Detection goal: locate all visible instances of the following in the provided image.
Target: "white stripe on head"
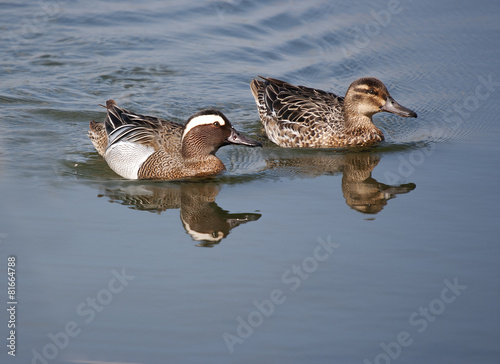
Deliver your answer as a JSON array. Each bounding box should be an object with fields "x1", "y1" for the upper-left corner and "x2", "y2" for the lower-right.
[
  {"x1": 182, "y1": 114, "x2": 226, "y2": 140},
  {"x1": 182, "y1": 219, "x2": 224, "y2": 242}
]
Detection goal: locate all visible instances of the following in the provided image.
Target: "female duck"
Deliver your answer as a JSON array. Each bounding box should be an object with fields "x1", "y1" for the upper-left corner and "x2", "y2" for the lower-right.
[
  {"x1": 88, "y1": 100, "x2": 261, "y2": 180},
  {"x1": 250, "y1": 76, "x2": 417, "y2": 148}
]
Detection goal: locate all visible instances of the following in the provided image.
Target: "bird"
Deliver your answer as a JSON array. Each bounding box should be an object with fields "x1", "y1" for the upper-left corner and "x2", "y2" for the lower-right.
[
  {"x1": 88, "y1": 100, "x2": 261, "y2": 180},
  {"x1": 250, "y1": 76, "x2": 417, "y2": 148}
]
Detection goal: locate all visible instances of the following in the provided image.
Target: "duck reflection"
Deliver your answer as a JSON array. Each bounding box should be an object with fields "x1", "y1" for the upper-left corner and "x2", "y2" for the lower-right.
[
  {"x1": 262, "y1": 151, "x2": 415, "y2": 214},
  {"x1": 97, "y1": 182, "x2": 261, "y2": 246},
  {"x1": 340, "y1": 153, "x2": 415, "y2": 214}
]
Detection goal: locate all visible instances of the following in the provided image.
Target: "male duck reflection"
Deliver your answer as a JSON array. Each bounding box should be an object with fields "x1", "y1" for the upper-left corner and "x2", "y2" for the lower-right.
[
  {"x1": 250, "y1": 77, "x2": 417, "y2": 148},
  {"x1": 88, "y1": 100, "x2": 261, "y2": 180},
  {"x1": 97, "y1": 183, "x2": 261, "y2": 247}
]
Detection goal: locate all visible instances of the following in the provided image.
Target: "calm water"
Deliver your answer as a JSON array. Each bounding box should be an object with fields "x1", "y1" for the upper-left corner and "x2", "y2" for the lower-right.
[{"x1": 1, "y1": 0, "x2": 499, "y2": 363}]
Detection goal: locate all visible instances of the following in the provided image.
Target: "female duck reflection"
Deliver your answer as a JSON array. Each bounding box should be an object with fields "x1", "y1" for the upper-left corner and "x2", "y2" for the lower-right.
[
  {"x1": 224, "y1": 150, "x2": 415, "y2": 214},
  {"x1": 97, "y1": 183, "x2": 260, "y2": 247}
]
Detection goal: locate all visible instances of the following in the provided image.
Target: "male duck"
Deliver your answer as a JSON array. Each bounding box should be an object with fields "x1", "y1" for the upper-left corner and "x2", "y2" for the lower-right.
[
  {"x1": 88, "y1": 100, "x2": 261, "y2": 180},
  {"x1": 250, "y1": 76, "x2": 417, "y2": 148}
]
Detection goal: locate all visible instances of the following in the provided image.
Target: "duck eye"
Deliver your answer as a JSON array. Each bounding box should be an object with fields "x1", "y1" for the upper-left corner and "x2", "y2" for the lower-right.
[
  {"x1": 367, "y1": 89, "x2": 375, "y2": 95},
  {"x1": 213, "y1": 121, "x2": 220, "y2": 127}
]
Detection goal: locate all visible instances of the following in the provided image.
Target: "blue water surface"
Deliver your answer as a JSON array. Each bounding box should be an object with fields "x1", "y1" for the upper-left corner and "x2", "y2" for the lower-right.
[{"x1": 0, "y1": 0, "x2": 499, "y2": 363}]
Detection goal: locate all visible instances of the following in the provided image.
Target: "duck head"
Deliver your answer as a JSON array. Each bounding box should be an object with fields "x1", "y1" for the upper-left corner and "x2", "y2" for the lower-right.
[
  {"x1": 181, "y1": 109, "x2": 262, "y2": 158},
  {"x1": 344, "y1": 77, "x2": 417, "y2": 121}
]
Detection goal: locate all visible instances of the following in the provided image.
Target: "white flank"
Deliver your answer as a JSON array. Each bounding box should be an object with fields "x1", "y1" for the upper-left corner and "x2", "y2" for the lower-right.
[
  {"x1": 182, "y1": 114, "x2": 226, "y2": 140},
  {"x1": 104, "y1": 141, "x2": 155, "y2": 179}
]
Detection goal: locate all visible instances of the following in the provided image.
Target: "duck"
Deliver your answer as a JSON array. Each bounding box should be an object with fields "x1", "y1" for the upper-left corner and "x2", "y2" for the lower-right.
[
  {"x1": 250, "y1": 76, "x2": 417, "y2": 148},
  {"x1": 88, "y1": 100, "x2": 262, "y2": 180}
]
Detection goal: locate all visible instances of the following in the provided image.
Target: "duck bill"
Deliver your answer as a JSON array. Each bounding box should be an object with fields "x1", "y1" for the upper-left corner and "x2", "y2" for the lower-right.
[
  {"x1": 381, "y1": 96, "x2": 418, "y2": 118},
  {"x1": 226, "y1": 128, "x2": 262, "y2": 147}
]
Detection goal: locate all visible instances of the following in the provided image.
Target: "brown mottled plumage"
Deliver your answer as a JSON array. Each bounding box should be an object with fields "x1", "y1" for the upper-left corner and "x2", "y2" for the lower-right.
[
  {"x1": 250, "y1": 76, "x2": 417, "y2": 148},
  {"x1": 88, "y1": 100, "x2": 261, "y2": 180},
  {"x1": 95, "y1": 183, "x2": 261, "y2": 246}
]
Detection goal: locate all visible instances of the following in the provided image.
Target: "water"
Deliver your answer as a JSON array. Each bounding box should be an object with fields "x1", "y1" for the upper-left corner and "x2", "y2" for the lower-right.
[{"x1": 1, "y1": 0, "x2": 499, "y2": 363}]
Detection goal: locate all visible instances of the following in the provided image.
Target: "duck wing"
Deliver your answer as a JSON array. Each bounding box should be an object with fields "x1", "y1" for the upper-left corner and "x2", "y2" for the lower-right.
[
  {"x1": 104, "y1": 100, "x2": 183, "y2": 152},
  {"x1": 251, "y1": 77, "x2": 344, "y2": 129}
]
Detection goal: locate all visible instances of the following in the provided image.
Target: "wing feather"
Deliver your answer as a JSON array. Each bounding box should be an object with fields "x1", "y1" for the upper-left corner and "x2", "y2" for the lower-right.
[
  {"x1": 254, "y1": 77, "x2": 344, "y2": 130},
  {"x1": 104, "y1": 100, "x2": 183, "y2": 151}
]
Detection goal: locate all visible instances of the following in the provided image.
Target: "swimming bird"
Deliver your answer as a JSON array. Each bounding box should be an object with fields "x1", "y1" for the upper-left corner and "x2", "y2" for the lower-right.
[
  {"x1": 250, "y1": 76, "x2": 417, "y2": 148},
  {"x1": 88, "y1": 100, "x2": 261, "y2": 180}
]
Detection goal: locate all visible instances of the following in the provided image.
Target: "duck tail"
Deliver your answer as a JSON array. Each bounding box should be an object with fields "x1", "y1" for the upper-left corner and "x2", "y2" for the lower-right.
[
  {"x1": 88, "y1": 120, "x2": 107, "y2": 157},
  {"x1": 250, "y1": 78, "x2": 263, "y2": 99}
]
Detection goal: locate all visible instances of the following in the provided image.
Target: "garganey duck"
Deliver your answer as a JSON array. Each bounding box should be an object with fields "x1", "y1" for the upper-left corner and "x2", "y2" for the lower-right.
[
  {"x1": 250, "y1": 76, "x2": 417, "y2": 148},
  {"x1": 88, "y1": 100, "x2": 261, "y2": 180}
]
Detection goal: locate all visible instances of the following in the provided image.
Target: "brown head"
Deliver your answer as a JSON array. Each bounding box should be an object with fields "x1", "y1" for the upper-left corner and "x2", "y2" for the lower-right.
[
  {"x1": 181, "y1": 109, "x2": 262, "y2": 159},
  {"x1": 343, "y1": 77, "x2": 417, "y2": 128}
]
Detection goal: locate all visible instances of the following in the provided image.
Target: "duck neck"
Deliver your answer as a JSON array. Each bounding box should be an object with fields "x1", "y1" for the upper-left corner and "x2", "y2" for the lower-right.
[
  {"x1": 342, "y1": 103, "x2": 381, "y2": 135},
  {"x1": 181, "y1": 137, "x2": 217, "y2": 160},
  {"x1": 181, "y1": 143, "x2": 197, "y2": 160}
]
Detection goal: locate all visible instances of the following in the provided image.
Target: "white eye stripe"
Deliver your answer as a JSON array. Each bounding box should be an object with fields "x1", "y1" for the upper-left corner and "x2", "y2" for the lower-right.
[{"x1": 182, "y1": 115, "x2": 226, "y2": 139}]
